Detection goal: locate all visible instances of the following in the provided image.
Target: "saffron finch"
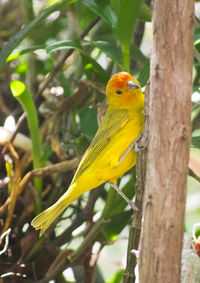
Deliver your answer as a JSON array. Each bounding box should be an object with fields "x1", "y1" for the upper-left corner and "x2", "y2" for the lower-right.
[{"x1": 31, "y1": 72, "x2": 144, "y2": 236}]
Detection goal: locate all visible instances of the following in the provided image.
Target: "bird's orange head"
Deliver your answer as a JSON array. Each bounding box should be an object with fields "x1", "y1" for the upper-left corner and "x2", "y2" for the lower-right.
[{"x1": 106, "y1": 72, "x2": 144, "y2": 110}]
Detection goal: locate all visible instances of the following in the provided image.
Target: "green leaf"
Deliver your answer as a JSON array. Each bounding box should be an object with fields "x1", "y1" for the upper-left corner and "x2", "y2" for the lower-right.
[
  {"x1": 192, "y1": 107, "x2": 200, "y2": 122},
  {"x1": 10, "y1": 80, "x2": 26, "y2": 97},
  {"x1": 79, "y1": 108, "x2": 98, "y2": 140},
  {"x1": 81, "y1": 51, "x2": 109, "y2": 82},
  {"x1": 46, "y1": 38, "x2": 109, "y2": 82},
  {"x1": 46, "y1": 39, "x2": 82, "y2": 53},
  {"x1": 110, "y1": 0, "x2": 121, "y2": 15},
  {"x1": 107, "y1": 269, "x2": 124, "y2": 283},
  {"x1": 104, "y1": 210, "x2": 132, "y2": 240},
  {"x1": 41, "y1": 145, "x2": 53, "y2": 167},
  {"x1": 10, "y1": 80, "x2": 42, "y2": 206},
  {"x1": 138, "y1": 60, "x2": 150, "y2": 87},
  {"x1": 131, "y1": 44, "x2": 148, "y2": 64},
  {"x1": 90, "y1": 40, "x2": 122, "y2": 66},
  {"x1": 80, "y1": 0, "x2": 117, "y2": 28},
  {"x1": 6, "y1": 44, "x2": 46, "y2": 62},
  {"x1": 117, "y1": 0, "x2": 142, "y2": 70},
  {"x1": 194, "y1": 27, "x2": 200, "y2": 46},
  {"x1": 112, "y1": 1, "x2": 151, "y2": 22},
  {"x1": 139, "y1": 3, "x2": 152, "y2": 22},
  {"x1": 0, "y1": 0, "x2": 76, "y2": 69},
  {"x1": 191, "y1": 136, "x2": 200, "y2": 149},
  {"x1": 47, "y1": 38, "x2": 123, "y2": 66},
  {"x1": 15, "y1": 61, "x2": 28, "y2": 75}
]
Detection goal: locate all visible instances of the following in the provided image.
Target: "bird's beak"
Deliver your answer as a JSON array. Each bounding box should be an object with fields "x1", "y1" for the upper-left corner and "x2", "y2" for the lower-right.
[{"x1": 127, "y1": 81, "x2": 139, "y2": 89}]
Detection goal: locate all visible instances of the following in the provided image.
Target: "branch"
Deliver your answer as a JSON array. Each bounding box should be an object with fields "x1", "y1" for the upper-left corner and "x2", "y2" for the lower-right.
[{"x1": 19, "y1": 158, "x2": 79, "y2": 194}]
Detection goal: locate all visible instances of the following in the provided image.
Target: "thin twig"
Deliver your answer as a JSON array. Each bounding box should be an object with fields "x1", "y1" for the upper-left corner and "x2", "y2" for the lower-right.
[
  {"x1": 35, "y1": 16, "x2": 101, "y2": 100},
  {"x1": 2, "y1": 143, "x2": 21, "y2": 233},
  {"x1": 0, "y1": 158, "x2": 79, "y2": 215},
  {"x1": 189, "y1": 169, "x2": 200, "y2": 183}
]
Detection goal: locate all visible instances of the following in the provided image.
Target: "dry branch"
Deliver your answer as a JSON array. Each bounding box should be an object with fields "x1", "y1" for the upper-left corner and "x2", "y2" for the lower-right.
[{"x1": 19, "y1": 158, "x2": 79, "y2": 194}]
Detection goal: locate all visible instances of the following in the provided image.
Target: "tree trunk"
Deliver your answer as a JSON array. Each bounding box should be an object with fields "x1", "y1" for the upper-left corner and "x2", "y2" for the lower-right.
[{"x1": 138, "y1": 1, "x2": 194, "y2": 283}]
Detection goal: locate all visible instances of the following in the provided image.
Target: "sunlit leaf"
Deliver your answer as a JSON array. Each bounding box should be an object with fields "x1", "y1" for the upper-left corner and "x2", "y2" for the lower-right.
[
  {"x1": 15, "y1": 62, "x2": 28, "y2": 75},
  {"x1": 10, "y1": 80, "x2": 26, "y2": 97},
  {"x1": 194, "y1": 27, "x2": 200, "y2": 46},
  {"x1": 10, "y1": 80, "x2": 42, "y2": 204},
  {"x1": 6, "y1": 45, "x2": 46, "y2": 62},
  {"x1": 107, "y1": 269, "x2": 124, "y2": 283}
]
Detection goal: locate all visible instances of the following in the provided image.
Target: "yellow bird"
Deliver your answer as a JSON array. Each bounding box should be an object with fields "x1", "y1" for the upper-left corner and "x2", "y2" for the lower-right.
[{"x1": 31, "y1": 72, "x2": 144, "y2": 236}]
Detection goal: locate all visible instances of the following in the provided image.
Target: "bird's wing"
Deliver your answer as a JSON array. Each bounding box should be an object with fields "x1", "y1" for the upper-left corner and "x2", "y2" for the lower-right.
[{"x1": 73, "y1": 108, "x2": 129, "y2": 181}]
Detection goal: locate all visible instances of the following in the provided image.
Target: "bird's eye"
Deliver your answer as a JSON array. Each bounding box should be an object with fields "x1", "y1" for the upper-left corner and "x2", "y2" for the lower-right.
[{"x1": 116, "y1": 90, "x2": 123, "y2": 95}]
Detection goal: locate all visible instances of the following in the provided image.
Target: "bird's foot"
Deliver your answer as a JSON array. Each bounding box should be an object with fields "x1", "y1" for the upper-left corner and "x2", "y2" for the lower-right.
[{"x1": 109, "y1": 181, "x2": 139, "y2": 211}]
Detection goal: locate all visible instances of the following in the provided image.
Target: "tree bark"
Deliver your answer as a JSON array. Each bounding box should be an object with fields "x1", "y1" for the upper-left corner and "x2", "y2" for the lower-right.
[{"x1": 138, "y1": 1, "x2": 194, "y2": 283}]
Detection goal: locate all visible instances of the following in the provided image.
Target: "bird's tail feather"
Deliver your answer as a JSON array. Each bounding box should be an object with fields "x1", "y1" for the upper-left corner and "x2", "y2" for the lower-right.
[
  {"x1": 31, "y1": 201, "x2": 68, "y2": 237},
  {"x1": 31, "y1": 186, "x2": 76, "y2": 237}
]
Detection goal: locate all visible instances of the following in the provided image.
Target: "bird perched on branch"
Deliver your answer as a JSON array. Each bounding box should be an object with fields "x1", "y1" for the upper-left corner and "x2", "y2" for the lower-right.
[{"x1": 31, "y1": 72, "x2": 144, "y2": 237}]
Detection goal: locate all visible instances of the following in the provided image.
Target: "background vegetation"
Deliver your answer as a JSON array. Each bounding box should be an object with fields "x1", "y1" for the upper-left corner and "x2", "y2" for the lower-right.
[{"x1": 0, "y1": 0, "x2": 199, "y2": 282}]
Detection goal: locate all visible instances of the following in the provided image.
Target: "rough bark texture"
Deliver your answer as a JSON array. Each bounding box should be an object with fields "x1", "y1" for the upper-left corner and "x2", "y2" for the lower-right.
[{"x1": 138, "y1": 1, "x2": 194, "y2": 283}]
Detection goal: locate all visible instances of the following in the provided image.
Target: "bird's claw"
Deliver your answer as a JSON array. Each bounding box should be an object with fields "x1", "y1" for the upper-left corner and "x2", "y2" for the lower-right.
[
  {"x1": 134, "y1": 143, "x2": 145, "y2": 153},
  {"x1": 133, "y1": 132, "x2": 145, "y2": 153}
]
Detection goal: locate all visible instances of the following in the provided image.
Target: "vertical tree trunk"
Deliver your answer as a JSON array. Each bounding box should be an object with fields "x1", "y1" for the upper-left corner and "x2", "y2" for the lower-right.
[{"x1": 139, "y1": 1, "x2": 194, "y2": 283}]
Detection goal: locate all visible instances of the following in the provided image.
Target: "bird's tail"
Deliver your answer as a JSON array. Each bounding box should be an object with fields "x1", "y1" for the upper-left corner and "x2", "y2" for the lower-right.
[{"x1": 31, "y1": 184, "x2": 76, "y2": 237}]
